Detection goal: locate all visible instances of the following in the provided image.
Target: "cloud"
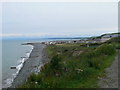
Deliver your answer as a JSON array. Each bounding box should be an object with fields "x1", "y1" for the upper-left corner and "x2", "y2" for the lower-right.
[
  {"x1": 0, "y1": 33, "x2": 75, "y2": 38},
  {"x1": 1, "y1": 27, "x2": 118, "y2": 38},
  {"x1": 0, "y1": 33, "x2": 49, "y2": 37}
]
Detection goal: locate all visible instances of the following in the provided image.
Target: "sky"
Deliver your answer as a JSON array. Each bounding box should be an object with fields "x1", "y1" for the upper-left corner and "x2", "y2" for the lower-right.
[{"x1": 1, "y1": 2, "x2": 118, "y2": 38}]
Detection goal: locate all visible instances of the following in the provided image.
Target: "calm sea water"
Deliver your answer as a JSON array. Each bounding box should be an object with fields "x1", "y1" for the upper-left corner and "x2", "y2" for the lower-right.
[
  {"x1": 0, "y1": 40, "x2": 2, "y2": 89},
  {"x1": 1, "y1": 38, "x2": 78, "y2": 88},
  {"x1": 2, "y1": 39, "x2": 33, "y2": 88}
]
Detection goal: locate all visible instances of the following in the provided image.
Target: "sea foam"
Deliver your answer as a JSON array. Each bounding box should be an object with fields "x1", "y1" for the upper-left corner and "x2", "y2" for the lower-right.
[{"x1": 3, "y1": 45, "x2": 34, "y2": 88}]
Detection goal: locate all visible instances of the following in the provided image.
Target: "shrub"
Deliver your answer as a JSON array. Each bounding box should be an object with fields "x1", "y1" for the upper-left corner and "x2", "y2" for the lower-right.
[
  {"x1": 80, "y1": 44, "x2": 116, "y2": 69},
  {"x1": 27, "y1": 73, "x2": 37, "y2": 82},
  {"x1": 50, "y1": 55, "x2": 62, "y2": 70},
  {"x1": 85, "y1": 51, "x2": 97, "y2": 59},
  {"x1": 87, "y1": 58, "x2": 103, "y2": 69},
  {"x1": 95, "y1": 44, "x2": 115, "y2": 55},
  {"x1": 36, "y1": 74, "x2": 43, "y2": 84}
]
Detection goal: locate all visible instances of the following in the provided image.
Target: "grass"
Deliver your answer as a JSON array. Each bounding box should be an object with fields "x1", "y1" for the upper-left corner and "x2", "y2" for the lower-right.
[{"x1": 19, "y1": 42, "x2": 118, "y2": 88}]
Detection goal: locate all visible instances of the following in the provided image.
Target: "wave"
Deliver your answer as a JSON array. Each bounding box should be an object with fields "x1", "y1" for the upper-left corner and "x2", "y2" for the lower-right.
[{"x1": 3, "y1": 45, "x2": 34, "y2": 88}]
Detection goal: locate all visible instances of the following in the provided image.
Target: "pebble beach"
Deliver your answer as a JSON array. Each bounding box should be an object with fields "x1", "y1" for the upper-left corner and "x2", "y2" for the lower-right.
[{"x1": 9, "y1": 43, "x2": 48, "y2": 88}]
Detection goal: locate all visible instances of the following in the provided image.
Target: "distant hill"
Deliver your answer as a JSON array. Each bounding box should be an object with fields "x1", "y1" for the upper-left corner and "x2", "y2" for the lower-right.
[
  {"x1": 106, "y1": 36, "x2": 120, "y2": 43},
  {"x1": 90, "y1": 32, "x2": 120, "y2": 40}
]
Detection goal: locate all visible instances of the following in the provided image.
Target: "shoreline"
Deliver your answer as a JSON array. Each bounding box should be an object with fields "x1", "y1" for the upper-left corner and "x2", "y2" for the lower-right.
[
  {"x1": 2, "y1": 45, "x2": 33, "y2": 88},
  {"x1": 9, "y1": 43, "x2": 48, "y2": 88}
]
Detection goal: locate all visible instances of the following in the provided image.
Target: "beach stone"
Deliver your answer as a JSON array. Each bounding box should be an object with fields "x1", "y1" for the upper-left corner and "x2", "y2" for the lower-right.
[{"x1": 10, "y1": 43, "x2": 48, "y2": 88}]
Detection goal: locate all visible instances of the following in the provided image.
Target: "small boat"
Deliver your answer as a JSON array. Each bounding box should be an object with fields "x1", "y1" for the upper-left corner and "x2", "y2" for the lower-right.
[
  {"x1": 26, "y1": 51, "x2": 30, "y2": 53},
  {"x1": 10, "y1": 66, "x2": 16, "y2": 69},
  {"x1": 21, "y1": 43, "x2": 28, "y2": 45},
  {"x1": 21, "y1": 57, "x2": 28, "y2": 58}
]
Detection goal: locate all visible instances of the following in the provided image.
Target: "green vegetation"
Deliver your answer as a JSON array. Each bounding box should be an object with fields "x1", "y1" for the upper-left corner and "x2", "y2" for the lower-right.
[
  {"x1": 106, "y1": 36, "x2": 120, "y2": 43},
  {"x1": 90, "y1": 32, "x2": 120, "y2": 39},
  {"x1": 19, "y1": 38, "x2": 119, "y2": 88},
  {"x1": 105, "y1": 36, "x2": 120, "y2": 49}
]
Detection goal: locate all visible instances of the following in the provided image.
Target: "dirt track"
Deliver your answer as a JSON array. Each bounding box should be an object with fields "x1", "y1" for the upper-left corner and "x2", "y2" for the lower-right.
[{"x1": 98, "y1": 50, "x2": 119, "y2": 88}]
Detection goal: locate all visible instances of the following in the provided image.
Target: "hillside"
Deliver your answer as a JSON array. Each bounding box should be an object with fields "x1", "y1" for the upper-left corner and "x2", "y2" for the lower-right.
[{"x1": 19, "y1": 38, "x2": 119, "y2": 88}]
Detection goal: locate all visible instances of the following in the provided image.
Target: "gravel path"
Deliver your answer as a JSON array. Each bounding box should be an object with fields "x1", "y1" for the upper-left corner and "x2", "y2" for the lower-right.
[
  {"x1": 98, "y1": 50, "x2": 119, "y2": 88},
  {"x1": 9, "y1": 43, "x2": 48, "y2": 88}
]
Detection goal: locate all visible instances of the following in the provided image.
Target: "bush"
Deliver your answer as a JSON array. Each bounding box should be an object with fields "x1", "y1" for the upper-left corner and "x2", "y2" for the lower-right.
[
  {"x1": 87, "y1": 58, "x2": 104, "y2": 69},
  {"x1": 95, "y1": 44, "x2": 115, "y2": 55},
  {"x1": 50, "y1": 55, "x2": 62, "y2": 70},
  {"x1": 27, "y1": 73, "x2": 37, "y2": 82},
  {"x1": 80, "y1": 44, "x2": 116, "y2": 69}
]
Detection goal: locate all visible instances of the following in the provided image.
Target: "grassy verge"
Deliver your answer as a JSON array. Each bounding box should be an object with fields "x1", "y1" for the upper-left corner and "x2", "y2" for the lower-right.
[{"x1": 19, "y1": 43, "x2": 117, "y2": 88}]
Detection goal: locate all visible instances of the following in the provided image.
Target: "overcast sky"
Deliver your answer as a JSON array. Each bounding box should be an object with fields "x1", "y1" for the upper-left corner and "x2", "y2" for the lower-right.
[{"x1": 1, "y1": 2, "x2": 118, "y2": 38}]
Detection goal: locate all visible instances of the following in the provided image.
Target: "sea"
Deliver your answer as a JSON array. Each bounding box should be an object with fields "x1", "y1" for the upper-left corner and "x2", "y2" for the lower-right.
[{"x1": 1, "y1": 38, "x2": 79, "y2": 88}]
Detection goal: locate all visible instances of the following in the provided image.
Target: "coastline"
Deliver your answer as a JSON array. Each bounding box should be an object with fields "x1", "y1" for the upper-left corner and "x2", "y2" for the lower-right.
[
  {"x1": 4, "y1": 34, "x2": 119, "y2": 88},
  {"x1": 9, "y1": 43, "x2": 48, "y2": 88}
]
